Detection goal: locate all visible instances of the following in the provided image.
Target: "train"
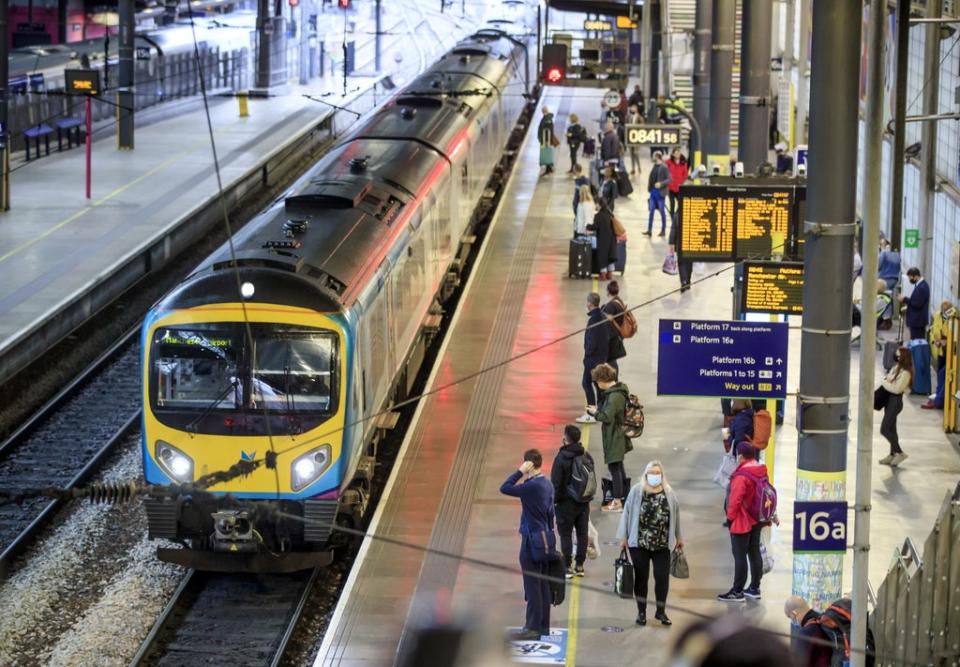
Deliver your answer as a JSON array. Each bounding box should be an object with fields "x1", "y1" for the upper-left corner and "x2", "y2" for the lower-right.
[{"x1": 139, "y1": 18, "x2": 533, "y2": 572}]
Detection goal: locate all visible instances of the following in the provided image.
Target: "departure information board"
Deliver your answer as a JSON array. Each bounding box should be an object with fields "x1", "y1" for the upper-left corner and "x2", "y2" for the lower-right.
[
  {"x1": 741, "y1": 261, "x2": 804, "y2": 315},
  {"x1": 678, "y1": 184, "x2": 799, "y2": 262}
]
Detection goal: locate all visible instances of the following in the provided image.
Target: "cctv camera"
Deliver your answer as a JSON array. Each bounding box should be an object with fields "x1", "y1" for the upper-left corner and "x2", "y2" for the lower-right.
[
  {"x1": 712, "y1": 164, "x2": 721, "y2": 176},
  {"x1": 797, "y1": 163, "x2": 807, "y2": 177},
  {"x1": 734, "y1": 161, "x2": 745, "y2": 178}
]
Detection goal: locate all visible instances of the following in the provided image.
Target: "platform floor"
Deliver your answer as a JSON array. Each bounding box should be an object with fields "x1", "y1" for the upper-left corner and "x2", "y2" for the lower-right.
[
  {"x1": 0, "y1": 0, "x2": 474, "y2": 375},
  {"x1": 315, "y1": 86, "x2": 960, "y2": 666}
]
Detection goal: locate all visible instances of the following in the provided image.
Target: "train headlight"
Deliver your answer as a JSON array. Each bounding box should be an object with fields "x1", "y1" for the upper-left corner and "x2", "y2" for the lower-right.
[
  {"x1": 291, "y1": 444, "x2": 332, "y2": 491},
  {"x1": 156, "y1": 440, "x2": 195, "y2": 483}
]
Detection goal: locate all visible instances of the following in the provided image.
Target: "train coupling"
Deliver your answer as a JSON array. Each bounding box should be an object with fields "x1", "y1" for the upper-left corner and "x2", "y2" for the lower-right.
[{"x1": 211, "y1": 510, "x2": 257, "y2": 553}]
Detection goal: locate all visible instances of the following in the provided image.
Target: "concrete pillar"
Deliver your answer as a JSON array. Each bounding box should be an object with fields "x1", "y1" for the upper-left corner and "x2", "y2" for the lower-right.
[
  {"x1": 693, "y1": 0, "x2": 712, "y2": 167},
  {"x1": 795, "y1": 0, "x2": 810, "y2": 144},
  {"x1": 889, "y1": 0, "x2": 910, "y2": 251},
  {"x1": 738, "y1": 0, "x2": 773, "y2": 172},
  {"x1": 706, "y1": 0, "x2": 735, "y2": 171},
  {"x1": 117, "y1": 0, "x2": 134, "y2": 149},
  {"x1": 917, "y1": 0, "x2": 940, "y2": 277}
]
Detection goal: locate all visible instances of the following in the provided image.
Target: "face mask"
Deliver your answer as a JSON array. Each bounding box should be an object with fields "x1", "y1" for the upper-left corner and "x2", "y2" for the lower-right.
[{"x1": 647, "y1": 473, "x2": 662, "y2": 487}]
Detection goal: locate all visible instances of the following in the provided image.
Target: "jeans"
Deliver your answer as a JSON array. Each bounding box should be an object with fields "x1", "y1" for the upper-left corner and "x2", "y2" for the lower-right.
[
  {"x1": 629, "y1": 547, "x2": 670, "y2": 613},
  {"x1": 569, "y1": 145, "x2": 579, "y2": 170},
  {"x1": 881, "y1": 393, "x2": 904, "y2": 454},
  {"x1": 629, "y1": 148, "x2": 640, "y2": 174},
  {"x1": 557, "y1": 499, "x2": 590, "y2": 567},
  {"x1": 731, "y1": 524, "x2": 763, "y2": 593},
  {"x1": 608, "y1": 461, "x2": 627, "y2": 500},
  {"x1": 935, "y1": 355, "x2": 946, "y2": 408},
  {"x1": 582, "y1": 362, "x2": 599, "y2": 407},
  {"x1": 678, "y1": 258, "x2": 692, "y2": 287},
  {"x1": 647, "y1": 189, "x2": 668, "y2": 233},
  {"x1": 667, "y1": 190, "x2": 680, "y2": 216},
  {"x1": 519, "y1": 537, "x2": 551, "y2": 635}
]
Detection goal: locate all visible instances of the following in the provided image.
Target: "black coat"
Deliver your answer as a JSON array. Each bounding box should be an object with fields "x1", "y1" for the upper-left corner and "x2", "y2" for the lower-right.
[
  {"x1": 602, "y1": 298, "x2": 627, "y2": 360},
  {"x1": 550, "y1": 442, "x2": 593, "y2": 503},
  {"x1": 538, "y1": 114, "x2": 555, "y2": 145},
  {"x1": 590, "y1": 208, "x2": 617, "y2": 269},
  {"x1": 583, "y1": 307, "x2": 610, "y2": 368},
  {"x1": 600, "y1": 178, "x2": 618, "y2": 211}
]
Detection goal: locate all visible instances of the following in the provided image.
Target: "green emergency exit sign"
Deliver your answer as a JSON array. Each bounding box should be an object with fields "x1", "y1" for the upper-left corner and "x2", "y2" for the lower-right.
[{"x1": 904, "y1": 229, "x2": 920, "y2": 248}]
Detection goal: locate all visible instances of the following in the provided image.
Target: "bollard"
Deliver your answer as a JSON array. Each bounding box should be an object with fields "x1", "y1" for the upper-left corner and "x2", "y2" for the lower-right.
[{"x1": 238, "y1": 91, "x2": 249, "y2": 118}]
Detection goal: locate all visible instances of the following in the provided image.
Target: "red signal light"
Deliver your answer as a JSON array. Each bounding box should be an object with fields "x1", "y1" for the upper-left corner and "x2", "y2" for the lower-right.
[
  {"x1": 338, "y1": 0, "x2": 350, "y2": 7},
  {"x1": 546, "y1": 66, "x2": 564, "y2": 84}
]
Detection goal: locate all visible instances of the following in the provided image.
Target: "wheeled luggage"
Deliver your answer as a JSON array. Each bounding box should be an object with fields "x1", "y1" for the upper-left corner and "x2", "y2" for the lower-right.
[
  {"x1": 569, "y1": 237, "x2": 592, "y2": 279},
  {"x1": 615, "y1": 240, "x2": 626, "y2": 274},
  {"x1": 583, "y1": 137, "x2": 596, "y2": 156},
  {"x1": 616, "y1": 169, "x2": 634, "y2": 197},
  {"x1": 539, "y1": 144, "x2": 555, "y2": 167}
]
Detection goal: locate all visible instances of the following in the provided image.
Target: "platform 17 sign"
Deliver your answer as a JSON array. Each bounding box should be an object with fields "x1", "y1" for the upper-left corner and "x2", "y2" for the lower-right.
[
  {"x1": 793, "y1": 501, "x2": 847, "y2": 553},
  {"x1": 656, "y1": 319, "x2": 789, "y2": 399}
]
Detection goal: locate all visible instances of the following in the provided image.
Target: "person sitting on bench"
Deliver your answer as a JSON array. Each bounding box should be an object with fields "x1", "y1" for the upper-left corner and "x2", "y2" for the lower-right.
[{"x1": 853, "y1": 279, "x2": 893, "y2": 330}]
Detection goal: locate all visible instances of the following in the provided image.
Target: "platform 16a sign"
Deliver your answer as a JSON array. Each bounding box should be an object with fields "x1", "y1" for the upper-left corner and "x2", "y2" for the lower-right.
[{"x1": 793, "y1": 501, "x2": 847, "y2": 553}]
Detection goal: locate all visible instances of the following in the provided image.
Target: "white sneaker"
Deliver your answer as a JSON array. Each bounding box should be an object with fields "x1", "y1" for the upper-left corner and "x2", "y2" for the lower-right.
[
  {"x1": 576, "y1": 413, "x2": 597, "y2": 424},
  {"x1": 890, "y1": 452, "x2": 908, "y2": 467},
  {"x1": 878, "y1": 454, "x2": 894, "y2": 465}
]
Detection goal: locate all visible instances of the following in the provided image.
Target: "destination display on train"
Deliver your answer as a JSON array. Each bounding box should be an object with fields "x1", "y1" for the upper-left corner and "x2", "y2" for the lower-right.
[
  {"x1": 678, "y1": 185, "x2": 797, "y2": 262},
  {"x1": 741, "y1": 261, "x2": 804, "y2": 315}
]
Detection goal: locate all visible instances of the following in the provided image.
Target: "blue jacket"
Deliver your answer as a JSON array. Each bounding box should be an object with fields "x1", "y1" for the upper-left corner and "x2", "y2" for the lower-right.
[
  {"x1": 878, "y1": 250, "x2": 901, "y2": 281},
  {"x1": 905, "y1": 279, "x2": 930, "y2": 329},
  {"x1": 500, "y1": 471, "x2": 555, "y2": 535},
  {"x1": 726, "y1": 408, "x2": 754, "y2": 450},
  {"x1": 583, "y1": 307, "x2": 610, "y2": 367}
]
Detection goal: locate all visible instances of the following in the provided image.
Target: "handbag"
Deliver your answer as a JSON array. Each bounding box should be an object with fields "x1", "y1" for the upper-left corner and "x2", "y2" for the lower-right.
[
  {"x1": 713, "y1": 453, "x2": 738, "y2": 489},
  {"x1": 662, "y1": 252, "x2": 678, "y2": 276},
  {"x1": 670, "y1": 547, "x2": 690, "y2": 579},
  {"x1": 527, "y1": 529, "x2": 560, "y2": 564},
  {"x1": 614, "y1": 548, "x2": 635, "y2": 598},
  {"x1": 612, "y1": 215, "x2": 627, "y2": 237},
  {"x1": 760, "y1": 541, "x2": 775, "y2": 574},
  {"x1": 550, "y1": 134, "x2": 560, "y2": 148},
  {"x1": 873, "y1": 385, "x2": 891, "y2": 411}
]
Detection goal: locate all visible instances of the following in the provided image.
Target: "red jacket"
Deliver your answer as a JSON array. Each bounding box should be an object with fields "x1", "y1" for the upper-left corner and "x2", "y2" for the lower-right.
[
  {"x1": 726, "y1": 461, "x2": 768, "y2": 534},
  {"x1": 665, "y1": 158, "x2": 689, "y2": 193}
]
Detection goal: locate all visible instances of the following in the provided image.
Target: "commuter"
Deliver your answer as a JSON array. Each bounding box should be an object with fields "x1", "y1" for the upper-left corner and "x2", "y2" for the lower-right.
[
  {"x1": 668, "y1": 221, "x2": 693, "y2": 292},
  {"x1": 538, "y1": 106, "x2": 558, "y2": 175},
  {"x1": 624, "y1": 104, "x2": 643, "y2": 176},
  {"x1": 898, "y1": 267, "x2": 930, "y2": 341},
  {"x1": 617, "y1": 460, "x2": 683, "y2": 626},
  {"x1": 574, "y1": 184, "x2": 594, "y2": 237},
  {"x1": 877, "y1": 347, "x2": 912, "y2": 467},
  {"x1": 643, "y1": 151, "x2": 671, "y2": 237},
  {"x1": 565, "y1": 113, "x2": 587, "y2": 173},
  {"x1": 616, "y1": 88, "x2": 629, "y2": 121},
  {"x1": 571, "y1": 163, "x2": 590, "y2": 214},
  {"x1": 588, "y1": 363, "x2": 631, "y2": 512},
  {"x1": 588, "y1": 198, "x2": 619, "y2": 281},
  {"x1": 852, "y1": 280, "x2": 893, "y2": 330},
  {"x1": 602, "y1": 280, "x2": 627, "y2": 373},
  {"x1": 723, "y1": 399, "x2": 754, "y2": 453},
  {"x1": 628, "y1": 84, "x2": 645, "y2": 115},
  {"x1": 500, "y1": 449, "x2": 556, "y2": 641},
  {"x1": 550, "y1": 425, "x2": 594, "y2": 578},
  {"x1": 784, "y1": 596, "x2": 833, "y2": 667},
  {"x1": 718, "y1": 442, "x2": 768, "y2": 603},
  {"x1": 774, "y1": 143, "x2": 794, "y2": 175},
  {"x1": 669, "y1": 616, "x2": 795, "y2": 667},
  {"x1": 577, "y1": 293, "x2": 609, "y2": 424},
  {"x1": 599, "y1": 165, "x2": 619, "y2": 212},
  {"x1": 600, "y1": 120, "x2": 623, "y2": 165},
  {"x1": 665, "y1": 148, "x2": 689, "y2": 217},
  {"x1": 923, "y1": 301, "x2": 956, "y2": 410},
  {"x1": 877, "y1": 239, "x2": 901, "y2": 291}
]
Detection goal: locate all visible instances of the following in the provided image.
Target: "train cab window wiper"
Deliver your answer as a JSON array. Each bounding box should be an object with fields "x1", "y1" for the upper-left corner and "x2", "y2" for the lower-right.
[{"x1": 185, "y1": 377, "x2": 240, "y2": 433}]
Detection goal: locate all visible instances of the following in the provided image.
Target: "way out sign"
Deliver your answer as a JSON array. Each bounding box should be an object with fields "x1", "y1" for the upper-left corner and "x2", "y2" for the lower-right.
[{"x1": 793, "y1": 501, "x2": 847, "y2": 553}]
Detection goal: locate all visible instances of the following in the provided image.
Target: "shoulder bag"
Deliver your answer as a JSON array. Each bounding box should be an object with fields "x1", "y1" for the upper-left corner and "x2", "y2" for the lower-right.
[
  {"x1": 614, "y1": 548, "x2": 635, "y2": 598},
  {"x1": 527, "y1": 528, "x2": 560, "y2": 564},
  {"x1": 873, "y1": 385, "x2": 891, "y2": 411},
  {"x1": 670, "y1": 547, "x2": 690, "y2": 579}
]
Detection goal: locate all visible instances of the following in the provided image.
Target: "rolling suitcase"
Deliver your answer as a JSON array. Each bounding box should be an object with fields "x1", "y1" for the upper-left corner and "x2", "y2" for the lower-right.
[
  {"x1": 615, "y1": 240, "x2": 627, "y2": 274},
  {"x1": 616, "y1": 169, "x2": 634, "y2": 197},
  {"x1": 583, "y1": 137, "x2": 596, "y2": 156},
  {"x1": 569, "y1": 237, "x2": 592, "y2": 279}
]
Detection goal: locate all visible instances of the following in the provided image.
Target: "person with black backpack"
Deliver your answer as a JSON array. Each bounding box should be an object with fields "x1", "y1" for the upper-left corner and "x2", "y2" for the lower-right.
[
  {"x1": 550, "y1": 425, "x2": 596, "y2": 579},
  {"x1": 785, "y1": 595, "x2": 876, "y2": 667}
]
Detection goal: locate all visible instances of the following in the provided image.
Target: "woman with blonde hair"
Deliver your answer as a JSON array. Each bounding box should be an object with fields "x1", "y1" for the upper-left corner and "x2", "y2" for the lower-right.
[
  {"x1": 616, "y1": 460, "x2": 684, "y2": 626},
  {"x1": 575, "y1": 184, "x2": 594, "y2": 236}
]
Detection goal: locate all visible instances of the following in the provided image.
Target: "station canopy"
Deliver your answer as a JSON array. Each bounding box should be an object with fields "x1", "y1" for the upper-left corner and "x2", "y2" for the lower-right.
[{"x1": 547, "y1": 0, "x2": 638, "y2": 16}]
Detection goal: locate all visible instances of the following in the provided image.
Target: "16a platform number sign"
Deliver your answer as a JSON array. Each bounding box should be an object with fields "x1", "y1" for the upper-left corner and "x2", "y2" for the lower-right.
[
  {"x1": 626, "y1": 124, "x2": 681, "y2": 147},
  {"x1": 793, "y1": 501, "x2": 847, "y2": 553}
]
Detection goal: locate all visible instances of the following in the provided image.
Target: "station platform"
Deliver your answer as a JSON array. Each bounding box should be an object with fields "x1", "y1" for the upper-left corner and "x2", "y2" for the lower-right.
[
  {"x1": 0, "y1": 0, "x2": 474, "y2": 385},
  {"x1": 314, "y1": 87, "x2": 960, "y2": 666}
]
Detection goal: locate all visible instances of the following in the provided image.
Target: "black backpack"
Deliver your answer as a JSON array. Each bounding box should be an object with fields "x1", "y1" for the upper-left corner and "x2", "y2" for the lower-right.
[
  {"x1": 808, "y1": 597, "x2": 876, "y2": 667},
  {"x1": 566, "y1": 453, "x2": 597, "y2": 502}
]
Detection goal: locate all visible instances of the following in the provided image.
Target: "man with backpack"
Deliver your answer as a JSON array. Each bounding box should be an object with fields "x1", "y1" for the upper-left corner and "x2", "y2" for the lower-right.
[
  {"x1": 718, "y1": 442, "x2": 776, "y2": 603},
  {"x1": 550, "y1": 425, "x2": 596, "y2": 579},
  {"x1": 785, "y1": 595, "x2": 875, "y2": 667}
]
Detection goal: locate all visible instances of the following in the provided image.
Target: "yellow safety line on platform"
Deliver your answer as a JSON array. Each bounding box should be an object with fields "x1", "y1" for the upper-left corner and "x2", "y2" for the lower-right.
[
  {"x1": 567, "y1": 275, "x2": 599, "y2": 665},
  {"x1": 0, "y1": 138, "x2": 213, "y2": 264}
]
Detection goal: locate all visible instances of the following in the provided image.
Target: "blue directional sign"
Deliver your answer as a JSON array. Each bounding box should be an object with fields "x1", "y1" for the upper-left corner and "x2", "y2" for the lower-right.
[
  {"x1": 657, "y1": 319, "x2": 789, "y2": 399},
  {"x1": 793, "y1": 501, "x2": 847, "y2": 553}
]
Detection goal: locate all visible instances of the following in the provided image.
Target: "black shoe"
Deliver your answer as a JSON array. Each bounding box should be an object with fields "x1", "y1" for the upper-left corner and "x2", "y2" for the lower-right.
[
  {"x1": 744, "y1": 587, "x2": 761, "y2": 600},
  {"x1": 717, "y1": 590, "x2": 745, "y2": 603},
  {"x1": 642, "y1": 231, "x2": 652, "y2": 237},
  {"x1": 635, "y1": 611, "x2": 646, "y2": 626},
  {"x1": 680, "y1": 284, "x2": 690, "y2": 293},
  {"x1": 658, "y1": 231, "x2": 666, "y2": 237},
  {"x1": 510, "y1": 628, "x2": 541, "y2": 641},
  {"x1": 655, "y1": 611, "x2": 672, "y2": 626}
]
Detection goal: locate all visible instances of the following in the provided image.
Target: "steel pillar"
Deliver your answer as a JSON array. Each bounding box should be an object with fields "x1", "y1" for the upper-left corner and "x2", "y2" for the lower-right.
[
  {"x1": 693, "y1": 0, "x2": 712, "y2": 167},
  {"x1": 795, "y1": 0, "x2": 810, "y2": 144},
  {"x1": 375, "y1": 0, "x2": 382, "y2": 71},
  {"x1": 794, "y1": 0, "x2": 861, "y2": 613},
  {"x1": 889, "y1": 0, "x2": 910, "y2": 251},
  {"x1": 738, "y1": 0, "x2": 773, "y2": 172},
  {"x1": 917, "y1": 0, "x2": 940, "y2": 276},
  {"x1": 0, "y1": 0, "x2": 9, "y2": 211},
  {"x1": 706, "y1": 0, "x2": 735, "y2": 169},
  {"x1": 117, "y1": 0, "x2": 134, "y2": 149}
]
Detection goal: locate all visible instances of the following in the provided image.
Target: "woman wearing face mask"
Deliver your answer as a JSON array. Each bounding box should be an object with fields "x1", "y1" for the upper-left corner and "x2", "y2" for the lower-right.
[
  {"x1": 878, "y1": 347, "x2": 913, "y2": 467},
  {"x1": 616, "y1": 461, "x2": 683, "y2": 626}
]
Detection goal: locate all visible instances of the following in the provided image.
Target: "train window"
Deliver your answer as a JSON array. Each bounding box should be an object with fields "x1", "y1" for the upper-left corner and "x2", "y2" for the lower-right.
[
  {"x1": 252, "y1": 333, "x2": 337, "y2": 413},
  {"x1": 153, "y1": 327, "x2": 240, "y2": 410}
]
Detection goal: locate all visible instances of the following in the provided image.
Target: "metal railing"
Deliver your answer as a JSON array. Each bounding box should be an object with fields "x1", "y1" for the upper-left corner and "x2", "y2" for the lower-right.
[{"x1": 870, "y1": 481, "x2": 960, "y2": 665}]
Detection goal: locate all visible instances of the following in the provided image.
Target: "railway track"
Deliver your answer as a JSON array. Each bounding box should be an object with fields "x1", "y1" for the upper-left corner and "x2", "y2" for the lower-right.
[
  {"x1": 131, "y1": 568, "x2": 319, "y2": 667},
  {"x1": 0, "y1": 327, "x2": 141, "y2": 576}
]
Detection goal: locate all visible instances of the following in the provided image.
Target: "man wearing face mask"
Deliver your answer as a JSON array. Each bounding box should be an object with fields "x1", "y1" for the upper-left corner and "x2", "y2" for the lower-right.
[
  {"x1": 784, "y1": 596, "x2": 832, "y2": 667},
  {"x1": 898, "y1": 267, "x2": 930, "y2": 341}
]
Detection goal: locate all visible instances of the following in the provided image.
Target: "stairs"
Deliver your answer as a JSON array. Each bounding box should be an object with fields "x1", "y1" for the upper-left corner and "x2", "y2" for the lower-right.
[{"x1": 663, "y1": 0, "x2": 740, "y2": 151}]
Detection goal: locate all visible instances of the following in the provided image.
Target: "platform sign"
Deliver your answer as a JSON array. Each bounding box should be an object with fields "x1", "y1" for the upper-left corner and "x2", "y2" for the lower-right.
[
  {"x1": 625, "y1": 124, "x2": 682, "y2": 147},
  {"x1": 793, "y1": 501, "x2": 847, "y2": 553},
  {"x1": 65, "y1": 69, "x2": 101, "y2": 96},
  {"x1": 741, "y1": 261, "x2": 804, "y2": 315},
  {"x1": 508, "y1": 628, "x2": 568, "y2": 664},
  {"x1": 657, "y1": 319, "x2": 789, "y2": 399},
  {"x1": 678, "y1": 184, "x2": 796, "y2": 262}
]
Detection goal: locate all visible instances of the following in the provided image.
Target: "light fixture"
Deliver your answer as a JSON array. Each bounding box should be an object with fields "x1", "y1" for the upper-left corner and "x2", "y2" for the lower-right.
[
  {"x1": 291, "y1": 445, "x2": 333, "y2": 491},
  {"x1": 156, "y1": 440, "x2": 194, "y2": 483}
]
